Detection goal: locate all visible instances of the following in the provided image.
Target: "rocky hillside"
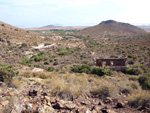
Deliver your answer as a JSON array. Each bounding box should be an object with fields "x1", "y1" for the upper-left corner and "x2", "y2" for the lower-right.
[
  {"x1": 0, "y1": 21, "x2": 40, "y2": 44},
  {"x1": 0, "y1": 20, "x2": 150, "y2": 113},
  {"x1": 76, "y1": 20, "x2": 147, "y2": 37}
]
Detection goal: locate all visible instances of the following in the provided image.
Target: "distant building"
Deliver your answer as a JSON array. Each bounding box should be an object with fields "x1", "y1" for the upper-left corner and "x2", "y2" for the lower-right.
[{"x1": 95, "y1": 58, "x2": 127, "y2": 71}]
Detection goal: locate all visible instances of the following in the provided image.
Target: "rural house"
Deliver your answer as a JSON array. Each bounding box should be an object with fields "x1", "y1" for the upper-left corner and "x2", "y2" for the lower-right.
[{"x1": 95, "y1": 58, "x2": 127, "y2": 71}]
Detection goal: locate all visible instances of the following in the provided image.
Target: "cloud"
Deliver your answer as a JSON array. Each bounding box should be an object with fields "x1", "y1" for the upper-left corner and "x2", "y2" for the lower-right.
[{"x1": 113, "y1": 0, "x2": 150, "y2": 24}]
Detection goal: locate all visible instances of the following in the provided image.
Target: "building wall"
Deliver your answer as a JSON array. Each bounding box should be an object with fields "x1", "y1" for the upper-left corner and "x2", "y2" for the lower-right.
[{"x1": 96, "y1": 58, "x2": 126, "y2": 67}]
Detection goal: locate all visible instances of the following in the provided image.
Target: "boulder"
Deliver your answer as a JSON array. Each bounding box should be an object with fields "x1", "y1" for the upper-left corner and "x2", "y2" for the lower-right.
[{"x1": 65, "y1": 103, "x2": 77, "y2": 110}]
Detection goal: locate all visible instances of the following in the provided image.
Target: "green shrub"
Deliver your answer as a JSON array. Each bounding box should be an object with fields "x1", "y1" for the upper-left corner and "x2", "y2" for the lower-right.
[
  {"x1": 49, "y1": 59, "x2": 53, "y2": 62},
  {"x1": 21, "y1": 43, "x2": 27, "y2": 48},
  {"x1": 44, "y1": 61, "x2": 49, "y2": 65},
  {"x1": 47, "y1": 66, "x2": 55, "y2": 72},
  {"x1": 110, "y1": 55, "x2": 118, "y2": 58},
  {"x1": 19, "y1": 58, "x2": 32, "y2": 65},
  {"x1": 0, "y1": 64, "x2": 16, "y2": 83},
  {"x1": 53, "y1": 61, "x2": 58, "y2": 65},
  {"x1": 32, "y1": 54, "x2": 43, "y2": 62},
  {"x1": 91, "y1": 66, "x2": 111, "y2": 76},
  {"x1": 58, "y1": 51, "x2": 68, "y2": 56},
  {"x1": 128, "y1": 60, "x2": 135, "y2": 65},
  {"x1": 14, "y1": 29, "x2": 18, "y2": 31},
  {"x1": 1, "y1": 24, "x2": 5, "y2": 27},
  {"x1": 71, "y1": 64, "x2": 91, "y2": 74},
  {"x1": 128, "y1": 55, "x2": 133, "y2": 58},
  {"x1": 138, "y1": 74, "x2": 150, "y2": 90},
  {"x1": 91, "y1": 67, "x2": 104, "y2": 76},
  {"x1": 124, "y1": 67, "x2": 142, "y2": 75}
]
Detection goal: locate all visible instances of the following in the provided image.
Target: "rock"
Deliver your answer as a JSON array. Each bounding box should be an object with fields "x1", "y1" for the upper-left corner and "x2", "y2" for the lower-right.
[
  {"x1": 104, "y1": 97, "x2": 113, "y2": 104},
  {"x1": 101, "y1": 108, "x2": 108, "y2": 113},
  {"x1": 53, "y1": 101, "x2": 64, "y2": 109},
  {"x1": 28, "y1": 90, "x2": 38, "y2": 97},
  {"x1": 116, "y1": 102, "x2": 125, "y2": 108},
  {"x1": 107, "y1": 109, "x2": 117, "y2": 113},
  {"x1": 77, "y1": 106, "x2": 89, "y2": 113},
  {"x1": 0, "y1": 104, "x2": 3, "y2": 110},
  {"x1": 50, "y1": 97, "x2": 56, "y2": 104},
  {"x1": 65, "y1": 103, "x2": 76, "y2": 110},
  {"x1": 91, "y1": 110, "x2": 98, "y2": 113},
  {"x1": 1, "y1": 100, "x2": 9, "y2": 106},
  {"x1": 94, "y1": 99, "x2": 103, "y2": 105},
  {"x1": 80, "y1": 100, "x2": 90, "y2": 105},
  {"x1": 11, "y1": 109, "x2": 17, "y2": 113},
  {"x1": 44, "y1": 104, "x2": 55, "y2": 112},
  {"x1": 0, "y1": 82, "x2": 3, "y2": 86},
  {"x1": 93, "y1": 105, "x2": 102, "y2": 112},
  {"x1": 45, "y1": 96, "x2": 50, "y2": 102}
]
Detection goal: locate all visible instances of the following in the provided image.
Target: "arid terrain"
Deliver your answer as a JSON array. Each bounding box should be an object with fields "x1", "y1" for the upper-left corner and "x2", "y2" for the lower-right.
[{"x1": 0, "y1": 20, "x2": 150, "y2": 113}]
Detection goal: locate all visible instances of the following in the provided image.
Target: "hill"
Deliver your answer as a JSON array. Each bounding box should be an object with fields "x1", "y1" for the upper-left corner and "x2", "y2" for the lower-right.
[
  {"x1": 0, "y1": 21, "x2": 40, "y2": 44},
  {"x1": 76, "y1": 20, "x2": 147, "y2": 37}
]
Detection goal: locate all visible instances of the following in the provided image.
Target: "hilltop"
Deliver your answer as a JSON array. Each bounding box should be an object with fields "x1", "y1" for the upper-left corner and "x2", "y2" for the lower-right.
[{"x1": 76, "y1": 20, "x2": 146, "y2": 37}]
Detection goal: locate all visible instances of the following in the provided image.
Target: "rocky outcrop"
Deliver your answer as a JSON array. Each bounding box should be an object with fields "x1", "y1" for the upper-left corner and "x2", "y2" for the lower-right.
[{"x1": 0, "y1": 79, "x2": 145, "y2": 113}]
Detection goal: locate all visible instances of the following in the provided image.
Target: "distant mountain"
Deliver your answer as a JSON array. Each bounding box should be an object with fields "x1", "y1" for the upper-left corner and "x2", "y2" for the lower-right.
[
  {"x1": 38, "y1": 25, "x2": 87, "y2": 30},
  {"x1": 41, "y1": 25, "x2": 61, "y2": 29},
  {"x1": 137, "y1": 25, "x2": 150, "y2": 32},
  {"x1": 76, "y1": 20, "x2": 146, "y2": 37}
]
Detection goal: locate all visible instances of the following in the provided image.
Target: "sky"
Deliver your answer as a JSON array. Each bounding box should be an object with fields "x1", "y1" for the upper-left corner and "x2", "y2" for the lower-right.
[{"x1": 0, "y1": 0, "x2": 150, "y2": 28}]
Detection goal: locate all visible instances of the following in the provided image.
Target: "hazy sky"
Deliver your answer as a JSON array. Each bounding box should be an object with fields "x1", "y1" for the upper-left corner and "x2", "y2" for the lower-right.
[{"x1": 0, "y1": 0, "x2": 150, "y2": 28}]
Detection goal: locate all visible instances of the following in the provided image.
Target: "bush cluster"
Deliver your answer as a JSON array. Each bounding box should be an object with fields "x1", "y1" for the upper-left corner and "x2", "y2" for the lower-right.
[
  {"x1": 47, "y1": 66, "x2": 55, "y2": 72},
  {"x1": 71, "y1": 65, "x2": 111, "y2": 76},
  {"x1": 0, "y1": 64, "x2": 17, "y2": 83},
  {"x1": 71, "y1": 64, "x2": 91, "y2": 74},
  {"x1": 124, "y1": 67, "x2": 142, "y2": 75},
  {"x1": 91, "y1": 66, "x2": 111, "y2": 76}
]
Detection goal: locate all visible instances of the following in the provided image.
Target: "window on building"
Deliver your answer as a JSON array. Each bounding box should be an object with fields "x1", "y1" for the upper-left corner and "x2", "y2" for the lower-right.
[
  {"x1": 102, "y1": 61, "x2": 106, "y2": 67},
  {"x1": 110, "y1": 61, "x2": 114, "y2": 66}
]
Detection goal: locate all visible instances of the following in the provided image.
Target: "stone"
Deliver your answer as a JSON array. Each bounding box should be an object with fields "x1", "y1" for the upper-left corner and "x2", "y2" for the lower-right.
[
  {"x1": 0, "y1": 104, "x2": 3, "y2": 110},
  {"x1": 107, "y1": 109, "x2": 117, "y2": 113},
  {"x1": 44, "y1": 105, "x2": 55, "y2": 112},
  {"x1": 45, "y1": 96, "x2": 50, "y2": 102},
  {"x1": 50, "y1": 97, "x2": 56, "y2": 104},
  {"x1": 65, "y1": 103, "x2": 76, "y2": 110},
  {"x1": 104, "y1": 97, "x2": 113, "y2": 104},
  {"x1": 77, "y1": 106, "x2": 88, "y2": 113},
  {"x1": 11, "y1": 109, "x2": 17, "y2": 113},
  {"x1": 93, "y1": 105, "x2": 101, "y2": 112},
  {"x1": 91, "y1": 110, "x2": 98, "y2": 113},
  {"x1": 53, "y1": 101, "x2": 64, "y2": 109},
  {"x1": 28, "y1": 90, "x2": 38, "y2": 97},
  {"x1": 116, "y1": 102, "x2": 125, "y2": 108}
]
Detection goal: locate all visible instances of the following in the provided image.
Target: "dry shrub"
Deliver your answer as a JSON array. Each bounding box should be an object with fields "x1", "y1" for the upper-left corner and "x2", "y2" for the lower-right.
[
  {"x1": 128, "y1": 90, "x2": 150, "y2": 108},
  {"x1": 117, "y1": 77, "x2": 141, "y2": 95},
  {"x1": 90, "y1": 78, "x2": 116, "y2": 98},
  {"x1": 42, "y1": 73, "x2": 90, "y2": 100},
  {"x1": 10, "y1": 78, "x2": 22, "y2": 89}
]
